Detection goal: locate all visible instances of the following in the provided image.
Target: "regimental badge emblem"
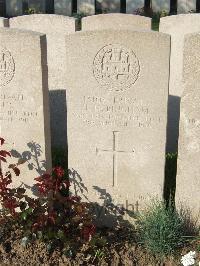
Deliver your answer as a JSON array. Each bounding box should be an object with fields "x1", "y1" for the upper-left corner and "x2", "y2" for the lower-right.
[
  {"x1": 93, "y1": 44, "x2": 140, "y2": 92},
  {"x1": 0, "y1": 47, "x2": 15, "y2": 87}
]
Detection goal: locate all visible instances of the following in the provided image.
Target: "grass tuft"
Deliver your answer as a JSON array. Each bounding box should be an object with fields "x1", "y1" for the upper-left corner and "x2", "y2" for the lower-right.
[{"x1": 137, "y1": 200, "x2": 185, "y2": 257}]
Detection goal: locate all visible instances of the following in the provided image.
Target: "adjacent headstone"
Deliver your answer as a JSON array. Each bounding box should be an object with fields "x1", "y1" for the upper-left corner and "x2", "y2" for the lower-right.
[
  {"x1": 54, "y1": 0, "x2": 72, "y2": 16},
  {"x1": 177, "y1": 0, "x2": 196, "y2": 14},
  {"x1": 126, "y1": 0, "x2": 144, "y2": 14},
  {"x1": 28, "y1": 0, "x2": 46, "y2": 13},
  {"x1": 0, "y1": 28, "x2": 51, "y2": 192},
  {"x1": 176, "y1": 33, "x2": 200, "y2": 223},
  {"x1": 10, "y1": 14, "x2": 76, "y2": 149},
  {"x1": 152, "y1": 0, "x2": 170, "y2": 12},
  {"x1": 0, "y1": 17, "x2": 9, "y2": 27},
  {"x1": 160, "y1": 14, "x2": 200, "y2": 153},
  {"x1": 66, "y1": 30, "x2": 170, "y2": 225},
  {"x1": 77, "y1": 0, "x2": 95, "y2": 15},
  {"x1": 6, "y1": 0, "x2": 23, "y2": 17},
  {"x1": 82, "y1": 14, "x2": 151, "y2": 31},
  {"x1": 100, "y1": 0, "x2": 120, "y2": 13}
]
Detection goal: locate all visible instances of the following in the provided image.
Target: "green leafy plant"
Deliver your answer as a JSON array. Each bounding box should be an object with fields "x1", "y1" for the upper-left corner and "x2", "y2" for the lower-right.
[
  {"x1": 137, "y1": 200, "x2": 185, "y2": 257},
  {"x1": 92, "y1": 248, "x2": 106, "y2": 263},
  {"x1": 151, "y1": 10, "x2": 168, "y2": 31},
  {"x1": 24, "y1": 8, "x2": 41, "y2": 15}
]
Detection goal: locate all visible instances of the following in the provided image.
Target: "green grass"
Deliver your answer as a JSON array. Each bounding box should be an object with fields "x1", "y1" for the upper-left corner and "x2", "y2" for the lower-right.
[{"x1": 137, "y1": 201, "x2": 185, "y2": 257}]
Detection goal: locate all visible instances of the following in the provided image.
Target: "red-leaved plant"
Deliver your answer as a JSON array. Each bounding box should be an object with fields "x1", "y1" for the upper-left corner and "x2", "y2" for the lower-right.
[{"x1": 0, "y1": 137, "x2": 95, "y2": 247}]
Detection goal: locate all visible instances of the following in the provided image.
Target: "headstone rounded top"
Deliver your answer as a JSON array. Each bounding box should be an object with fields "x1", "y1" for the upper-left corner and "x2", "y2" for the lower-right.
[
  {"x1": 0, "y1": 27, "x2": 45, "y2": 37},
  {"x1": 82, "y1": 13, "x2": 151, "y2": 31},
  {"x1": 83, "y1": 13, "x2": 151, "y2": 20},
  {"x1": 10, "y1": 14, "x2": 76, "y2": 34},
  {"x1": 160, "y1": 14, "x2": 200, "y2": 26}
]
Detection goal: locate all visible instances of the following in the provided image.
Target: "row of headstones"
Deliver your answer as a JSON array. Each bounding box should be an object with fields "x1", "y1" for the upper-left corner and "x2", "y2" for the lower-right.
[
  {"x1": 4, "y1": 0, "x2": 198, "y2": 17},
  {"x1": 0, "y1": 13, "x2": 199, "y2": 225}
]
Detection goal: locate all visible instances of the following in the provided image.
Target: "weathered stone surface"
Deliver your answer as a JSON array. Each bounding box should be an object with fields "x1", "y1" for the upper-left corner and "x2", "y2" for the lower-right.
[
  {"x1": 152, "y1": 0, "x2": 170, "y2": 12},
  {"x1": 160, "y1": 14, "x2": 200, "y2": 153},
  {"x1": 54, "y1": 0, "x2": 72, "y2": 16},
  {"x1": 176, "y1": 33, "x2": 200, "y2": 224},
  {"x1": 10, "y1": 14, "x2": 76, "y2": 149},
  {"x1": 0, "y1": 28, "x2": 51, "y2": 193},
  {"x1": 82, "y1": 14, "x2": 151, "y2": 31},
  {"x1": 126, "y1": 0, "x2": 145, "y2": 14},
  {"x1": 177, "y1": 0, "x2": 196, "y2": 14},
  {"x1": 6, "y1": 0, "x2": 23, "y2": 17},
  {"x1": 0, "y1": 17, "x2": 9, "y2": 27},
  {"x1": 77, "y1": 0, "x2": 95, "y2": 15},
  {"x1": 66, "y1": 30, "x2": 170, "y2": 225}
]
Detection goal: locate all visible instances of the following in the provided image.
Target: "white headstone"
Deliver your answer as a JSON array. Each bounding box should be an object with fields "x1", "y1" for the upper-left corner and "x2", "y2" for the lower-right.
[
  {"x1": 176, "y1": 32, "x2": 200, "y2": 224},
  {"x1": 82, "y1": 14, "x2": 151, "y2": 31},
  {"x1": 160, "y1": 14, "x2": 200, "y2": 152},
  {"x1": 0, "y1": 28, "x2": 51, "y2": 193},
  {"x1": 66, "y1": 30, "x2": 170, "y2": 225},
  {"x1": 10, "y1": 14, "x2": 76, "y2": 149}
]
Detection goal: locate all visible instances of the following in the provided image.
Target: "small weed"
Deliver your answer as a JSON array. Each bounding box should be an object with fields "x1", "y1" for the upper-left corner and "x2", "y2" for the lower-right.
[{"x1": 92, "y1": 248, "x2": 106, "y2": 263}]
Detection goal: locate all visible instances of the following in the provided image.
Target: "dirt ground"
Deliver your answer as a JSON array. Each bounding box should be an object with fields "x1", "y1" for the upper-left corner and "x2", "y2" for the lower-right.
[{"x1": 0, "y1": 223, "x2": 199, "y2": 266}]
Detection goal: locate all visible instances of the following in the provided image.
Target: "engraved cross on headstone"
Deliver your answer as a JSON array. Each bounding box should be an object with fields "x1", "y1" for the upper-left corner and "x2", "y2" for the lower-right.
[{"x1": 96, "y1": 131, "x2": 134, "y2": 187}]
